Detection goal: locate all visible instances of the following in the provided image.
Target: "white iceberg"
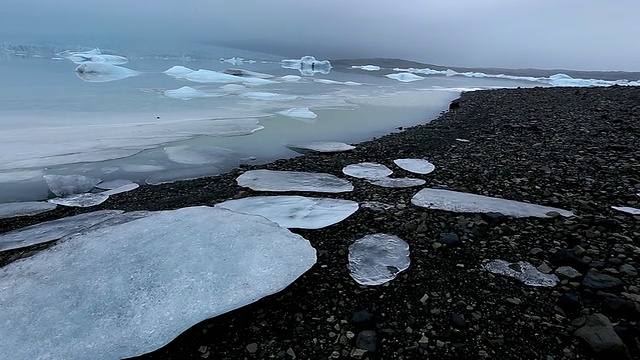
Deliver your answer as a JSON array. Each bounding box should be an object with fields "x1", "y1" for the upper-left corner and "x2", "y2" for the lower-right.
[
  {"x1": 163, "y1": 86, "x2": 223, "y2": 100},
  {"x1": 484, "y1": 260, "x2": 559, "y2": 287},
  {"x1": 164, "y1": 145, "x2": 241, "y2": 166},
  {"x1": 96, "y1": 179, "x2": 135, "y2": 190},
  {"x1": 43, "y1": 174, "x2": 101, "y2": 197},
  {"x1": 48, "y1": 193, "x2": 110, "y2": 208},
  {"x1": 348, "y1": 233, "x2": 411, "y2": 286},
  {"x1": 369, "y1": 177, "x2": 426, "y2": 188},
  {"x1": 342, "y1": 163, "x2": 393, "y2": 180},
  {"x1": 385, "y1": 72, "x2": 424, "y2": 83},
  {"x1": 612, "y1": 206, "x2": 640, "y2": 215},
  {"x1": 75, "y1": 63, "x2": 139, "y2": 82},
  {"x1": 277, "y1": 107, "x2": 318, "y2": 120},
  {"x1": 286, "y1": 142, "x2": 355, "y2": 153},
  {"x1": 0, "y1": 202, "x2": 57, "y2": 219},
  {"x1": 236, "y1": 170, "x2": 353, "y2": 193},
  {"x1": 281, "y1": 56, "x2": 332, "y2": 76},
  {"x1": 393, "y1": 158, "x2": 436, "y2": 174},
  {"x1": 63, "y1": 48, "x2": 128, "y2": 65},
  {"x1": 163, "y1": 65, "x2": 194, "y2": 76},
  {"x1": 352, "y1": 65, "x2": 381, "y2": 71},
  {"x1": 0, "y1": 206, "x2": 316, "y2": 360},
  {"x1": 216, "y1": 196, "x2": 359, "y2": 229},
  {"x1": 411, "y1": 188, "x2": 574, "y2": 218}
]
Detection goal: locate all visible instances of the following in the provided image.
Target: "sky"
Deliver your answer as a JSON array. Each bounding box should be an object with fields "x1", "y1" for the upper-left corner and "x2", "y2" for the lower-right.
[{"x1": 2, "y1": 0, "x2": 639, "y2": 71}]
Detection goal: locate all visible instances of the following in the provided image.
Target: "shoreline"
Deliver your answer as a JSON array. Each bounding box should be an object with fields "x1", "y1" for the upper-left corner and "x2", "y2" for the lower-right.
[{"x1": 2, "y1": 86, "x2": 640, "y2": 359}]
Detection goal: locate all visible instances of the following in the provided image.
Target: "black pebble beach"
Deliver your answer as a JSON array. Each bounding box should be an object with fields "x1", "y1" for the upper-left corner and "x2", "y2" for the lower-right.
[{"x1": 1, "y1": 86, "x2": 639, "y2": 359}]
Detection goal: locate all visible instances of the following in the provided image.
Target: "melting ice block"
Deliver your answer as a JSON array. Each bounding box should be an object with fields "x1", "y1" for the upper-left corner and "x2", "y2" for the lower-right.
[
  {"x1": 281, "y1": 56, "x2": 332, "y2": 76},
  {"x1": 163, "y1": 86, "x2": 223, "y2": 100},
  {"x1": 0, "y1": 206, "x2": 316, "y2": 360},
  {"x1": 484, "y1": 260, "x2": 558, "y2": 287},
  {"x1": 612, "y1": 206, "x2": 640, "y2": 215},
  {"x1": 164, "y1": 145, "x2": 241, "y2": 166},
  {"x1": 368, "y1": 177, "x2": 425, "y2": 188},
  {"x1": 393, "y1": 158, "x2": 436, "y2": 174},
  {"x1": 237, "y1": 170, "x2": 353, "y2": 193},
  {"x1": 0, "y1": 201, "x2": 57, "y2": 219},
  {"x1": 342, "y1": 163, "x2": 393, "y2": 180},
  {"x1": 75, "y1": 63, "x2": 139, "y2": 82},
  {"x1": 43, "y1": 174, "x2": 101, "y2": 197},
  {"x1": 277, "y1": 107, "x2": 318, "y2": 120},
  {"x1": 348, "y1": 234, "x2": 411, "y2": 286},
  {"x1": 48, "y1": 193, "x2": 110, "y2": 208},
  {"x1": 163, "y1": 65, "x2": 194, "y2": 76},
  {"x1": 65, "y1": 48, "x2": 129, "y2": 65},
  {"x1": 286, "y1": 142, "x2": 355, "y2": 153},
  {"x1": 216, "y1": 196, "x2": 359, "y2": 229},
  {"x1": 385, "y1": 72, "x2": 424, "y2": 82},
  {"x1": 411, "y1": 188, "x2": 574, "y2": 218},
  {"x1": 352, "y1": 65, "x2": 381, "y2": 71}
]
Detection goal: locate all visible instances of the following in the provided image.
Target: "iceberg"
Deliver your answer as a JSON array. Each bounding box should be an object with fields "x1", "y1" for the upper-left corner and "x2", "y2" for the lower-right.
[
  {"x1": 48, "y1": 193, "x2": 110, "y2": 208},
  {"x1": 286, "y1": 142, "x2": 355, "y2": 153},
  {"x1": 342, "y1": 162, "x2": 393, "y2": 180},
  {"x1": 484, "y1": 260, "x2": 559, "y2": 287},
  {"x1": 75, "y1": 63, "x2": 139, "y2": 82},
  {"x1": 411, "y1": 188, "x2": 574, "y2": 218},
  {"x1": 277, "y1": 107, "x2": 318, "y2": 120},
  {"x1": 43, "y1": 174, "x2": 101, "y2": 197},
  {"x1": 216, "y1": 196, "x2": 359, "y2": 229},
  {"x1": 368, "y1": 177, "x2": 426, "y2": 188},
  {"x1": 393, "y1": 158, "x2": 436, "y2": 174},
  {"x1": 281, "y1": 56, "x2": 332, "y2": 76},
  {"x1": 612, "y1": 206, "x2": 640, "y2": 215},
  {"x1": 65, "y1": 48, "x2": 129, "y2": 65},
  {"x1": 348, "y1": 234, "x2": 411, "y2": 286},
  {"x1": 164, "y1": 145, "x2": 241, "y2": 166},
  {"x1": 236, "y1": 170, "x2": 353, "y2": 193},
  {"x1": 385, "y1": 72, "x2": 425, "y2": 82},
  {"x1": 0, "y1": 206, "x2": 316, "y2": 360},
  {"x1": 0, "y1": 201, "x2": 57, "y2": 219},
  {"x1": 352, "y1": 65, "x2": 381, "y2": 71},
  {"x1": 163, "y1": 86, "x2": 224, "y2": 100},
  {"x1": 163, "y1": 65, "x2": 194, "y2": 76}
]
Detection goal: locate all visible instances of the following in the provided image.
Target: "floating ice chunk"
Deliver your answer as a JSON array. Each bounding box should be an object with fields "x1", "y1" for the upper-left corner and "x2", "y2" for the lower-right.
[
  {"x1": 385, "y1": 72, "x2": 424, "y2": 82},
  {"x1": 314, "y1": 79, "x2": 343, "y2": 85},
  {"x1": 222, "y1": 68, "x2": 274, "y2": 79},
  {"x1": 411, "y1": 188, "x2": 574, "y2": 218},
  {"x1": 66, "y1": 51, "x2": 129, "y2": 65},
  {"x1": 242, "y1": 92, "x2": 298, "y2": 101},
  {"x1": 48, "y1": 193, "x2": 110, "y2": 208},
  {"x1": 612, "y1": 206, "x2": 640, "y2": 215},
  {"x1": 360, "y1": 201, "x2": 395, "y2": 211},
  {"x1": 75, "y1": 63, "x2": 139, "y2": 82},
  {"x1": 281, "y1": 56, "x2": 332, "y2": 76},
  {"x1": 343, "y1": 163, "x2": 393, "y2": 180},
  {"x1": 237, "y1": 170, "x2": 353, "y2": 193},
  {"x1": 368, "y1": 177, "x2": 426, "y2": 188},
  {"x1": 280, "y1": 75, "x2": 302, "y2": 82},
  {"x1": 348, "y1": 234, "x2": 410, "y2": 286},
  {"x1": 219, "y1": 57, "x2": 256, "y2": 65},
  {"x1": 0, "y1": 202, "x2": 57, "y2": 219},
  {"x1": 0, "y1": 206, "x2": 316, "y2": 360},
  {"x1": 96, "y1": 179, "x2": 135, "y2": 190},
  {"x1": 277, "y1": 107, "x2": 318, "y2": 119},
  {"x1": 165, "y1": 145, "x2": 241, "y2": 166},
  {"x1": 43, "y1": 174, "x2": 101, "y2": 197},
  {"x1": 163, "y1": 86, "x2": 223, "y2": 100},
  {"x1": 352, "y1": 65, "x2": 381, "y2": 71},
  {"x1": 393, "y1": 158, "x2": 436, "y2": 174},
  {"x1": 484, "y1": 260, "x2": 559, "y2": 287},
  {"x1": 217, "y1": 196, "x2": 359, "y2": 229},
  {"x1": 286, "y1": 141, "x2": 355, "y2": 153},
  {"x1": 455, "y1": 138, "x2": 470, "y2": 142},
  {"x1": 163, "y1": 65, "x2": 194, "y2": 76},
  {"x1": 176, "y1": 69, "x2": 244, "y2": 83},
  {"x1": 344, "y1": 81, "x2": 362, "y2": 86},
  {"x1": 101, "y1": 183, "x2": 139, "y2": 196},
  {"x1": 0, "y1": 210, "x2": 123, "y2": 252}
]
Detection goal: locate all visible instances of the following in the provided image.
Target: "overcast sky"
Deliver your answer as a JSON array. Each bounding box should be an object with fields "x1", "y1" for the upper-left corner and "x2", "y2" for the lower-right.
[{"x1": 3, "y1": 0, "x2": 639, "y2": 71}]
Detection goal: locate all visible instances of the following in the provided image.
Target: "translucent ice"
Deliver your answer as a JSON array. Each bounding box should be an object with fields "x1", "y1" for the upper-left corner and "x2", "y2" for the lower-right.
[
  {"x1": 164, "y1": 145, "x2": 241, "y2": 166},
  {"x1": 216, "y1": 196, "x2": 359, "y2": 229},
  {"x1": 352, "y1": 65, "x2": 381, "y2": 71},
  {"x1": 48, "y1": 193, "x2": 110, "y2": 208},
  {"x1": 368, "y1": 177, "x2": 426, "y2": 188},
  {"x1": 237, "y1": 170, "x2": 353, "y2": 193},
  {"x1": 286, "y1": 142, "x2": 355, "y2": 153},
  {"x1": 342, "y1": 163, "x2": 393, "y2": 180},
  {"x1": 43, "y1": 174, "x2": 101, "y2": 197},
  {"x1": 348, "y1": 234, "x2": 411, "y2": 286},
  {"x1": 65, "y1": 48, "x2": 129, "y2": 65},
  {"x1": 411, "y1": 188, "x2": 574, "y2": 218},
  {"x1": 385, "y1": 72, "x2": 424, "y2": 82},
  {"x1": 0, "y1": 206, "x2": 316, "y2": 360},
  {"x1": 612, "y1": 206, "x2": 640, "y2": 215},
  {"x1": 96, "y1": 179, "x2": 135, "y2": 190},
  {"x1": 101, "y1": 183, "x2": 139, "y2": 196},
  {"x1": 75, "y1": 63, "x2": 139, "y2": 82},
  {"x1": 164, "y1": 86, "x2": 223, "y2": 100},
  {"x1": 0, "y1": 201, "x2": 57, "y2": 219},
  {"x1": 277, "y1": 107, "x2": 318, "y2": 119},
  {"x1": 242, "y1": 92, "x2": 298, "y2": 101},
  {"x1": 393, "y1": 158, "x2": 436, "y2": 174},
  {"x1": 484, "y1": 260, "x2": 559, "y2": 287},
  {"x1": 0, "y1": 210, "x2": 123, "y2": 252},
  {"x1": 281, "y1": 56, "x2": 332, "y2": 76}
]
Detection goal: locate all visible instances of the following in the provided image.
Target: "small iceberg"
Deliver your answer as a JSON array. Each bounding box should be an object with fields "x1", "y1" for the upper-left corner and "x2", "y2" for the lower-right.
[
  {"x1": 393, "y1": 158, "x2": 436, "y2": 174},
  {"x1": 163, "y1": 86, "x2": 223, "y2": 100},
  {"x1": 236, "y1": 170, "x2": 353, "y2": 193},
  {"x1": 163, "y1": 65, "x2": 194, "y2": 76},
  {"x1": 277, "y1": 107, "x2": 318, "y2": 120},
  {"x1": 280, "y1": 75, "x2": 302, "y2": 82},
  {"x1": 281, "y1": 56, "x2": 332, "y2": 76},
  {"x1": 75, "y1": 63, "x2": 139, "y2": 82},
  {"x1": 65, "y1": 48, "x2": 129, "y2": 65},
  {"x1": 222, "y1": 68, "x2": 274, "y2": 79},
  {"x1": 348, "y1": 234, "x2": 411, "y2": 286},
  {"x1": 612, "y1": 206, "x2": 640, "y2": 215},
  {"x1": 484, "y1": 260, "x2": 559, "y2": 287},
  {"x1": 342, "y1": 163, "x2": 393, "y2": 180},
  {"x1": 286, "y1": 142, "x2": 355, "y2": 153},
  {"x1": 0, "y1": 202, "x2": 57, "y2": 219},
  {"x1": 43, "y1": 174, "x2": 101, "y2": 197},
  {"x1": 352, "y1": 65, "x2": 381, "y2": 71},
  {"x1": 368, "y1": 177, "x2": 425, "y2": 188},
  {"x1": 385, "y1": 72, "x2": 424, "y2": 83},
  {"x1": 216, "y1": 196, "x2": 359, "y2": 229}
]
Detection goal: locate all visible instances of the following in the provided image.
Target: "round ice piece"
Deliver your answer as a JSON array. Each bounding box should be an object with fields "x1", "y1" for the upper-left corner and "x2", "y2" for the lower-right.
[
  {"x1": 348, "y1": 234, "x2": 410, "y2": 286},
  {"x1": 484, "y1": 260, "x2": 558, "y2": 287},
  {"x1": 277, "y1": 107, "x2": 317, "y2": 119},
  {"x1": 612, "y1": 206, "x2": 640, "y2": 215},
  {"x1": 393, "y1": 159, "x2": 435, "y2": 174},
  {"x1": 342, "y1": 163, "x2": 393, "y2": 180},
  {"x1": 368, "y1": 177, "x2": 425, "y2": 188},
  {"x1": 286, "y1": 142, "x2": 355, "y2": 153},
  {"x1": 385, "y1": 72, "x2": 424, "y2": 82},
  {"x1": 43, "y1": 174, "x2": 101, "y2": 197},
  {"x1": 216, "y1": 196, "x2": 359, "y2": 229},
  {"x1": 237, "y1": 170, "x2": 353, "y2": 193},
  {"x1": 0, "y1": 202, "x2": 57, "y2": 219},
  {"x1": 48, "y1": 193, "x2": 109, "y2": 208}
]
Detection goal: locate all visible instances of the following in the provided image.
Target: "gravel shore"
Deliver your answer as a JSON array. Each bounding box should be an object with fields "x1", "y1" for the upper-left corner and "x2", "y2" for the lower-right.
[{"x1": 2, "y1": 86, "x2": 640, "y2": 359}]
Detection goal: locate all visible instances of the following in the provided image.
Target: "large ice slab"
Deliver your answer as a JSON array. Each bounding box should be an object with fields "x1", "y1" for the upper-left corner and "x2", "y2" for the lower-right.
[
  {"x1": 385, "y1": 72, "x2": 424, "y2": 82},
  {"x1": 369, "y1": 177, "x2": 426, "y2": 188},
  {"x1": 48, "y1": 193, "x2": 110, "y2": 208},
  {"x1": 277, "y1": 107, "x2": 318, "y2": 120},
  {"x1": 393, "y1": 158, "x2": 436, "y2": 174},
  {"x1": 343, "y1": 163, "x2": 393, "y2": 180},
  {"x1": 411, "y1": 188, "x2": 574, "y2": 218},
  {"x1": 75, "y1": 63, "x2": 139, "y2": 82},
  {"x1": 484, "y1": 260, "x2": 559, "y2": 287},
  {"x1": 237, "y1": 170, "x2": 353, "y2": 193},
  {"x1": 286, "y1": 142, "x2": 355, "y2": 153},
  {"x1": 0, "y1": 201, "x2": 57, "y2": 219},
  {"x1": 0, "y1": 206, "x2": 316, "y2": 360},
  {"x1": 0, "y1": 210, "x2": 123, "y2": 252},
  {"x1": 281, "y1": 56, "x2": 332, "y2": 76},
  {"x1": 43, "y1": 174, "x2": 101, "y2": 197},
  {"x1": 612, "y1": 206, "x2": 640, "y2": 215},
  {"x1": 216, "y1": 196, "x2": 359, "y2": 229},
  {"x1": 348, "y1": 234, "x2": 411, "y2": 286},
  {"x1": 164, "y1": 145, "x2": 241, "y2": 166}
]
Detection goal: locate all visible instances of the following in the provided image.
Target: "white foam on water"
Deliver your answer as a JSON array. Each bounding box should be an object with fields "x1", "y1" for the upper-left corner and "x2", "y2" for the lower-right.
[
  {"x1": 74, "y1": 63, "x2": 139, "y2": 83},
  {"x1": 0, "y1": 202, "x2": 57, "y2": 219},
  {"x1": 342, "y1": 163, "x2": 393, "y2": 180},
  {"x1": 277, "y1": 107, "x2": 318, "y2": 119},
  {"x1": 612, "y1": 206, "x2": 640, "y2": 215},
  {"x1": 286, "y1": 142, "x2": 355, "y2": 153},
  {"x1": 236, "y1": 170, "x2": 353, "y2": 193},
  {"x1": 393, "y1": 158, "x2": 436, "y2": 174},
  {"x1": 368, "y1": 177, "x2": 426, "y2": 188},
  {"x1": 484, "y1": 260, "x2": 559, "y2": 287},
  {"x1": 48, "y1": 193, "x2": 110, "y2": 208},
  {"x1": 352, "y1": 65, "x2": 381, "y2": 71},
  {"x1": 348, "y1": 233, "x2": 411, "y2": 286},
  {"x1": 385, "y1": 73, "x2": 424, "y2": 83}
]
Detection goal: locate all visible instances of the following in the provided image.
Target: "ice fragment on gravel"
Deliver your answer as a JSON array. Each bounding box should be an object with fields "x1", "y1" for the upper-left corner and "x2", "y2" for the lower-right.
[
  {"x1": 216, "y1": 196, "x2": 358, "y2": 229},
  {"x1": 43, "y1": 174, "x2": 101, "y2": 197},
  {"x1": 0, "y1": 210, "x2": 123, "y2": 252},
  {"x1": 96, "y1": 179, "x2": 135, "y2": 190},
  {"x1": 612, "y1": 206, "x2": 640, "y2": 215},
  {"x1": 286, "y1": 142, "x2": 355, "y2": 153},
  {"x1": 342, "y1": 163, "x2": 393, "y2": 180},
  {"x1": 360, "y1": 201, "x2": 395, "y2": 211},
  {"x1": 411, "y1": 188, "x2": 574, "y2": 218},
  {"x1": 484, "y1": 260, "x2": 559, "y2": 287},
  {"x1": 0, "y1": 202, "x2": 57, "y2": 219},
  {"x1": 348, "y1": 234, "x2": 411, "y2": 286},
  {"x1": 0, "y1": 206, "x2": 316, "y2": 360},
  {"x1": 237, "y1": 170, "x2": 353, "y2": 193},
  {"x1": 277, "y1": 107, "x2": 317, "y2": 119},
  {"x1": 48, "y1": 193, "x2": 110, "y2": 208},
  {"x1": 393, "y1": 158, "x2": 435, "y2": 174},
  {"x1": 385, "y1": 72, "x2": 424, "y2": 82},
  {"x1": 101, "y1": 183, "x2": 139, "y2": 196},
  {"x1": 368, "y1": 177, "x2": 426, "y2": 188}
]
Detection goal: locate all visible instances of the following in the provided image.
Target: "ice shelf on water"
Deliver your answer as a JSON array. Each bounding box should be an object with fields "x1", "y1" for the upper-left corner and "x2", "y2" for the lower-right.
[
  {"x1": 286, "y1": 142, "x2": 355, "y2": 153},
  {"x1": 75, "y1": 63, "x2": 139, "y2": 83},
  {"x1": 343, "y1": 163, "x2": 394, "y2": 180},
  {"x1": 385, "y1": 72, "x2": 425, "y2": 82},
  {"x1": 164, "y1": 86, "x2": 224, "y2": 100},
  {"x1": 0, "y1": 206, "x2": 316, "y2": 360},
  {"x1": 411, "y1": 188, "x2": 574, "y2": 218},
  {"x1": 281, "y1": 56, "x2": 332, "y2": 76},
  {"x1": 393, "y1": 158, "x2": 436, "y2": 174},
  {"x1": 0, "y1": 210, "x2": 123, "y2": 252},
  {"x1": 277, "y1": 107, "x2": 318, "y2": 120},
  {"x1": 612, "y1": 206, "x2": 640, "y2": 215},
  {"x1": 368, "y1": 177, "x2": 426, "y2": 188},
  {"x1": 348, "y1": 234, "x2": 411, "y2": 286},
  {"x1": 216, "y1": 196, "x2": 359, "y2": 229},
  {"x1": 484, "y1": 260, "x2": 559, "y2": 287},
  {"x1": 43, "y1": 174, "x2": 101, "y2": 197},
  {"x1": 237, "y1": 170, "x2": 353, "y2": 193},
  {"x1": 48, "y1": 193, "x2": 110, "y2": 208},
  {"x1": 352, "y1": 65, "x2": 381, "y2": 71},
  {"x1": 0, "y1": 201, "x2": 57, "y2": 219}
]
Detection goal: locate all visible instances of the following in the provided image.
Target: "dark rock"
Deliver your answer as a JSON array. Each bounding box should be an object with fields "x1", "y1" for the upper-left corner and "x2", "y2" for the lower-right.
[
  {"x1": 599, "y1": 293, "x2": 640, "y2": 320},
  {"x1": 574, "y1": 313, "x2": 631, "y2": 359},
  {"x1": 593, "y1": 218, "x2": 622, "y2": 231},
  {"x1": 590, "y1": 261, "x2": 606, "y2": 270},
  {"x1": 449, "y1": 100, "x2": 460, "y2": 110},
  {"x1": 557, "y1": 293, "x2": 581, "y2": 313},
  {"x1": 550, "y1": 249, "x2": 590, "y2": 273},
  {"x1": 619, "y1": 264, "x2": 638, "y2": 277},
  {"x1": 607, "y1": 258, "x2": 623, "y2": 266},
  {"x1": 582, "y1": 272, "x2": 624, "y2": 293},
  {"x1": 451, "y1": 313, "x2": 467, "y2": 329},
  {"x1": 355, "y1": 330, "x2": 378, "y2": 353},
  {"x1": 614, "y1": 324, "x2": 640, "y2": 358},
  {"x1": 350, "y1": 310, "x2": 374, "y2": 329},
  {"x1": 480, "y1": 212, "x2": 506, "y2": 224},
  {"x1": 439, "y1": 233, "x2": 461, "y2": 247}
]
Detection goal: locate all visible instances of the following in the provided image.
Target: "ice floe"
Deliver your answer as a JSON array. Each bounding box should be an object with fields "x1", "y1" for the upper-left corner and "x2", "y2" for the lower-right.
[
  {"x1": 48, "y1": 193, "x2": 110, "y2": 208},
  {"x1": 43, "y1": 174, "x2": 101, "y2": 197},
  {"x1": 342, "y1": 163, "x2": 393, "y2": 180},
  {"x1": 0, "y1": 206, "x2": 316, "y2": 360},
  {"x1": 385, "y1": 72, "x2": 424, "y2": 82},
  {"x1": 219, "y1": 57, "x2": 256, "y2": 65},
  {"x1": 277, "y1": 107, "x2": 318, "y2": 120},
  {"x1": 352, "y1": 65, "x2": 381, "y2": 71},
  {"x1": 164, "y1": 145, "x2": 241, "y2": 166},
  {"x1": 0, "y1": 210, "x2": 124, "y2": 252},
  {"x1": 368, "y1": 177, "x2": 426, "y2": 188},
  {"x1": 163, "y1": 86, "x2": 223, "y2": 100},
  {"x1": 411, "y1": 188, "x2": 574, "y2": 218},
  {"x1": 0, "y1": 202, "x2": 57, "y2": 219},
  {"x1": 286, "y1": 142, "x2": 355, "y2": 153},
  {"x1": 216, "y1": 196, "x2": 359, "y2": 229},
  {"x1": 164, "y1": 66, "x2": 273, "y2": 85},
  {"x1": 280, "y1": 75, "x2": 302, "y2": 82},
  {"x1": 236, "y1": 170, "x2": 353, "y2": 193},
  {"x1": 65, "y1": 48, "x2": 129, "y2": 65},
  {"x1": 612, "y1": 206, "x2": 640, "y2": 215},
  {"x1": 281, "y1": 56, "x2": 332, "y2": 76},
  {"x1": 222, "y1": 68, "x2": 274, "y2": 79},
  {"x1": 96, "y1": 179, "x2": 135, "y2": 190},
  {"x1": 121, "y1": 164, "x2": 166, "y2": 173},
  {"x1": 393, "y1": 158, "x2": 436, "y2": 174},
  {"x1": 74, "y1": 63, "x2": 139, "y2": 82},
  {"x1": 348, "y1": 234, "x2": 411, "y2": 286},
  {"x1": 484, "y1": 260, "x2": 559, "y2": 287}
]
